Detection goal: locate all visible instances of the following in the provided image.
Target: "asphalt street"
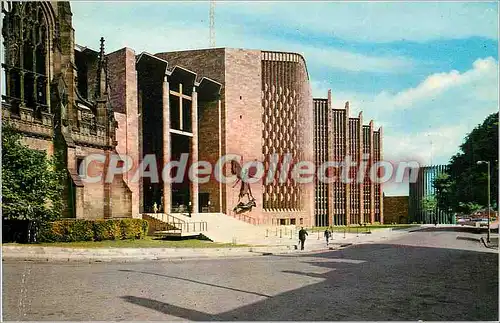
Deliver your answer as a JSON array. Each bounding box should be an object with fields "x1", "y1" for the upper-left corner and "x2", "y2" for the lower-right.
[{"x1": 2, "y1": 231, "x2": 498, "y2": 321}]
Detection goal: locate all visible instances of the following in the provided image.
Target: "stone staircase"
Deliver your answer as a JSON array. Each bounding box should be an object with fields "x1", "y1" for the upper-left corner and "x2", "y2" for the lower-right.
[
  {"x1": 142, "y1": 212, "x2": 299, "y2": 246},
  {"x1": 143, "y1": 213, "x2": 208, "y2": 238},
  {"x1": 191, "y1": 213, "x2": 298, "y2": 246}
]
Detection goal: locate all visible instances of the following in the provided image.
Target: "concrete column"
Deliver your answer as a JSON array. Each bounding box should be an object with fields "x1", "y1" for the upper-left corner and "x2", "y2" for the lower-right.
[
  {"x1": 344, "y1": 102, "x2": 350, "y2": 226},
  {"x1": 379, "y1": 126, "x2": 384, "y2": 224},
  {"x1": 358, "y1": 112, "x2": 364, "y2": 224},
  {"x1": 162, "y1": 76, "x2": 171, "y2": 214},
  {"x1": 369, "y1": 121, "x2": 375, "y2": 224},
  {"x1": 191, "y1": 87, "x2": 199, "y2": 214},
  {"x1": 327, "y1": 91, "x2": 334, "y2": 226}
]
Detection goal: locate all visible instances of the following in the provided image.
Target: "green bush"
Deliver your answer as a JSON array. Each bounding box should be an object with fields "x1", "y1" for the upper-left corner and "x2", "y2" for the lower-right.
[
  {"x1": 119, "y1": 219, "x2": 147, "y2": 239},
  {"x1": 92, "y1": 220, "x2": 121, "y2": 241},
  {"x1": 39, "y1": 220, "x2": 93, "y2": 242},
  {"x1": 39, "y1": 219, "x2": 149, "y2": 242}
]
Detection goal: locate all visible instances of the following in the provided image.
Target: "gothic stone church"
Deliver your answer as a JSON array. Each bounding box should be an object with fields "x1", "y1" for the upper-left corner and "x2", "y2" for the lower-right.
[
  {"x1": 2, "y1": 1, "x2": 133, "y2": 219},
  {"x1": 2, "y1": 1, "x2": 224, "y2": 220}
]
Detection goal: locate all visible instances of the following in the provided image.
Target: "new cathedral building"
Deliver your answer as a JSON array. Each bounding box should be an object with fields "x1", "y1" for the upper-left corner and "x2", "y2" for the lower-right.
[{"x1": 1, "y1": 1, "x2": 383, "y2": 227}]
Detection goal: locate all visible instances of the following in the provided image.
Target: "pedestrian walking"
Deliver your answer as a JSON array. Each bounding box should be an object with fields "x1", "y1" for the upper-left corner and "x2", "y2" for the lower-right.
[
  {"x1": 324, "y1": 228, "x2": 332, "y2": 246},
  {"x1": 298, "y1": 227, "x2": 308, "y2": 250}
]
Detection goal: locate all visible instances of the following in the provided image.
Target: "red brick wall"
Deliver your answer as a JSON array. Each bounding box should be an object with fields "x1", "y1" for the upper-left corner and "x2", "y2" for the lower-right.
[
  {"x1": 383, "y1": 196, "x2": 409, "y2": 224},
  {"x1": 107, "y1": 48, "x2": 127, "y2": 114},
  {"x1": 108, "y1": 47, "x2": 140, "y2": 218},
  {"x1": 298, "y1": 56, "x2": 315, "y2": 227},
  {"x1": 223, "y1": 49, "x2": 263, "y2": 220},
  {"x1": 198, "y1": 100, "x2": 221, "y2": 212},
  {"x1": 155, "y1": 48, "x2": 226, "y2": 84}
]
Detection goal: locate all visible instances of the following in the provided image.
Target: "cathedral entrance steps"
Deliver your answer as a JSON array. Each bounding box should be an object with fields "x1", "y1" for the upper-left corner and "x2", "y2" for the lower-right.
[
  {"x1": 142, "y1": 213, "x2": 208, "y2": 238},
  {"x1": 190, "y1": 213, "x2": 299, "y2": 245},
  {"x1": 168, "y1": 212, "x2": 199, "y2": 223}
]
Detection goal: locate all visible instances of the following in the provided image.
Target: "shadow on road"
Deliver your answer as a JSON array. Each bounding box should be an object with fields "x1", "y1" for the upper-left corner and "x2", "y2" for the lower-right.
[
  {"x1": 411, "y1": 226, "x2": 498, "y2": 234},
  {"x1": 121, "y1": 243, "x2": 498, "y2": 321},
  {"x1": 118, "y1": 269, "x2": 271, "y2": 298}
]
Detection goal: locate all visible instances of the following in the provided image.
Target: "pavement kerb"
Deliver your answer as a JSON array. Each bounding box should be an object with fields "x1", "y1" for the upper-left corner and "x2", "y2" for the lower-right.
[
  {"x1": 1, "y1": 245, "x2": 301, "y2": 262},
  {"x1": 1, "y1": 243, "x2": 355, "y2": 262},
  {"x1": 2, "y1": 229, "x2": 413, "y2": 262}
]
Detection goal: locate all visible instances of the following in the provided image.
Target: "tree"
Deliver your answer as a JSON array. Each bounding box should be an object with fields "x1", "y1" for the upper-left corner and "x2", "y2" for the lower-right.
[
  {"x1": 421, "y1": 195, "x2": 437, "y2": 212},
  {"x1": 433, "y1": 173, "x2": 455, "y2": 213},
  {"x1": 434, "y1": 112, "x2": 498, "y2": 214},
  {"x1": 458, "y1": 202, "x2": 483, "y2": 215},
  {"x1": 1, "y1": 122, "x2": 64, "y2": 221}
]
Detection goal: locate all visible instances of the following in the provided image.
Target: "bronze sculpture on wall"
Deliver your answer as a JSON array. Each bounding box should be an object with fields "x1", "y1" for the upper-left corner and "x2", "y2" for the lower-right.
[{"x1": 230, "y1": 158, "x2": 257, "y2": 214}]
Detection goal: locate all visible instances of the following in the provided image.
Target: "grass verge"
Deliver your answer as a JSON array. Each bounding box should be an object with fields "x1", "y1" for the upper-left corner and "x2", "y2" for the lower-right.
[
  {"x1": 3, "y1": 237, "x2": 252, "y2": 249},
  {"x1": 312, "y1": 224, "x2": 418, "y2": 233}
]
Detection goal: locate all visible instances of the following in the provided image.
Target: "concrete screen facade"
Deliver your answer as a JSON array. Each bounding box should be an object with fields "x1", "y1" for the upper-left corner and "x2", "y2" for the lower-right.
[{"x1": 313, "y1": 92, "x2": 384, "y2": 226}]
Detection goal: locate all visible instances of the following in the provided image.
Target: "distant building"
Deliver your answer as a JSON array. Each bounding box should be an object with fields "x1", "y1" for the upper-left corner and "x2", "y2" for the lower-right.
[
  {"x1": 313, "y1": 91, "x2": 383, "y2": 226},
  {"x1": 409, "y1": 165, "x2": 455, "y2": 224}
]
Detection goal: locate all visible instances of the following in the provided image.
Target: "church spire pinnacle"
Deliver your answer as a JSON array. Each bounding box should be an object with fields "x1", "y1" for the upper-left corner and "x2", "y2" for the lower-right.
[
  {"x1": 97, "y1": 36, "x2": 107, "y2": 97},
  {"x1": 99, "y1": 37, "x2": 105, "y2": 62}
]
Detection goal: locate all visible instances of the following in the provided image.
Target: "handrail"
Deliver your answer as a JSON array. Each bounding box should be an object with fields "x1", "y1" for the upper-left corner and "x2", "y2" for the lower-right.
[
  {"x1": 179, "y1": 221, "x2": 208, "y2": 233},
  {"x1": 232, "y1": 212, "x2": 259, "y2": 225},
  {"x1": 146, "y1": 213, "x2": 186, "y2": 225},
  {"x1": 144, "y1": 213, "x2": 208, "y2": 233}
]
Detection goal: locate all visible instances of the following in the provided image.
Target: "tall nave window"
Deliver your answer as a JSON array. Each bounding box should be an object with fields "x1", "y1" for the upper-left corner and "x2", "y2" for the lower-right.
[{"x1": 2, "y1": 2, "x2": 49, "y2": 117}]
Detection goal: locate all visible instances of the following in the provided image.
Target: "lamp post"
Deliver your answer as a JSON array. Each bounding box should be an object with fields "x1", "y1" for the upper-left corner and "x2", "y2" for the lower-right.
[
  {"x1": 188, "y1": 201, "x2": 192, "y2": 218},
  {"x1": 477, "y1": 161, "x2": 491, "y2": 243},
  {"x1": 208, "y1": 200, "x2": 211, "y2": 213}
]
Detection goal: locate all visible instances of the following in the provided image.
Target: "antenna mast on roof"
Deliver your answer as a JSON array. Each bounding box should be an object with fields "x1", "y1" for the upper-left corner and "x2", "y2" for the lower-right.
[{"x1": 209, "y1": 0, "x2": 216, "y2": 47}]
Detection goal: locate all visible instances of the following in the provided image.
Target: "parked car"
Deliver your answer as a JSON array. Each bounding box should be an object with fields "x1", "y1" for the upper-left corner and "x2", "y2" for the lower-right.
[
  {"x1": 457, "y1": 218, "x2": 473, "y2": 226},
  {"x1": 477, "y1": 219, "x2": 490, "y2": 227}
]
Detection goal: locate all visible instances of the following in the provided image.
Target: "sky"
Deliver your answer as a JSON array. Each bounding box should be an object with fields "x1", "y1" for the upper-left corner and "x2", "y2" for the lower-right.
[{"x1": 42, "y1": 1, "x2": 500, "y2": 195}]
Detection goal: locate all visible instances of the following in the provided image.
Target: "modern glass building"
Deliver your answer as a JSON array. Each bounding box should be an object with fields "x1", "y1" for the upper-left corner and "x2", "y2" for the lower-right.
[{"x1": 409, "y1": 165, "x2": 455, "y2": 224}]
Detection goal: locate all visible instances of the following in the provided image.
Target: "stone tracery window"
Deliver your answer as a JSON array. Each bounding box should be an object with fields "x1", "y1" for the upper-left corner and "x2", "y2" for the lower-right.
[{"x1": 2, "y1": 2, "x2": 50, "y2": 116}]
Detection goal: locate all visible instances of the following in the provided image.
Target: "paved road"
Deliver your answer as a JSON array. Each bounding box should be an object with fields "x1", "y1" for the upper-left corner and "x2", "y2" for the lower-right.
[{"x1": 2, "y1": 231, "x2": 498, "y2": 321}]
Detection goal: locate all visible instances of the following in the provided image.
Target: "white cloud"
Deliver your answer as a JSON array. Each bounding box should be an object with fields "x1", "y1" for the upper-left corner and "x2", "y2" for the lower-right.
[
  {"x1": 72, "y1": 3, "x2": 416, "y2": 74},
  {"x1": 219, "y1": 2, "x2": 498, "y2": 43},
  {"x1": 318, "y1": 58, "x2": 499, "y2": 196},
  {"x1": 304, "y1": 47, "x2": 414, "y2": 73},
  {"x1": 383, "y1": 124, "x2": 469, "y2": 165},
  {"x1": 377, "y1": 57, "x2": 498, "y2": 111},
  {"x1": 382, "y1": 124, "x2": 469, "y2": 196},
  {"x1": 329, "y1": 57, "x2": 498, "y2": 120}
]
